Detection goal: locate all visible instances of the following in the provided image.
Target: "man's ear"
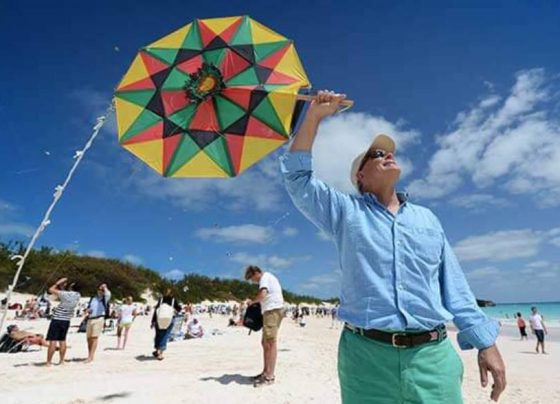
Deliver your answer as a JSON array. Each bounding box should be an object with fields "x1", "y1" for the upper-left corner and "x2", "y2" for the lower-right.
[{"x1": 357, "y1": 171, "x2": 365, "y2": 193}]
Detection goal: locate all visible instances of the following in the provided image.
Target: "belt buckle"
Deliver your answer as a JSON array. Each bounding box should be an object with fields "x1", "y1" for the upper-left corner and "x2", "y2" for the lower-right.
[{"x1": 391, "y1": 333, "x2": 407, "y2": 348}]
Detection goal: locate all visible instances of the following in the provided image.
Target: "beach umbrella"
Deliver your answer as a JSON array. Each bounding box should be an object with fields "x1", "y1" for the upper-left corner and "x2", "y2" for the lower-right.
[{"x1": 114, "y1": 15, "x2": 326, "y2": 177}]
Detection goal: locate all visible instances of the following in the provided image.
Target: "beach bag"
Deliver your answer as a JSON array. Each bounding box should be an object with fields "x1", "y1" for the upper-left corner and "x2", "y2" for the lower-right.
[
  {"x1": 78, "y1": 319, "x2": 87, "y2": 333},
  {"x1": 243, "y1": 303, "x2": 263, "y2": 332},
  {"x1": 156, "y1": 298, "x2": 175, "y2": 329}
]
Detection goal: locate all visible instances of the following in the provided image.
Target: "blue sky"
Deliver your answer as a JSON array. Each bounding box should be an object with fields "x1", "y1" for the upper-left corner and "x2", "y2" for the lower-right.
[{"x1": 1, "y1": 1, "x2": 560, "y2": 302}]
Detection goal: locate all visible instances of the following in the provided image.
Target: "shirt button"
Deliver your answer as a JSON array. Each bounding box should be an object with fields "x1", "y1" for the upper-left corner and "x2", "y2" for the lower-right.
[{"x1": 398, "y1": 284, "x2": 404, "y2": 290}]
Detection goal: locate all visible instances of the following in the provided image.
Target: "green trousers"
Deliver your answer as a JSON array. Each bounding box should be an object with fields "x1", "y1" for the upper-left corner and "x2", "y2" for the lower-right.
[{"x1": 338, "y1": 328, "x2": 464, "y2": 404}]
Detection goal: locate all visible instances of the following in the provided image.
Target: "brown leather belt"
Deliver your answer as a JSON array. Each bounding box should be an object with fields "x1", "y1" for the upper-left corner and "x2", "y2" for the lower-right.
[{"x1": 344, "y1": 323, "x2": 447, "y2": 348}]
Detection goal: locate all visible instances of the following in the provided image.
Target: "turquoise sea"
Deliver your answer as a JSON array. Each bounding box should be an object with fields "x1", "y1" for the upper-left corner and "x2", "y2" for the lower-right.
[{"x1": 481, "y1": 301, "x2": 560, "y2": 322}]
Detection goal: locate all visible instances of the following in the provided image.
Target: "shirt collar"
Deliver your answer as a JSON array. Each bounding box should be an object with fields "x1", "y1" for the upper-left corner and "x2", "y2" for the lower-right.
[{"x1": 362, "y1": 191, "x2": 409, "y2": 205}]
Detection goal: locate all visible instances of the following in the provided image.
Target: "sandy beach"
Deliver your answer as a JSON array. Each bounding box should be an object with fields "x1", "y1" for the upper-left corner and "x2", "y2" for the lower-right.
[{"x1": 1, "y1": 313, "x2": 559, "y2": 404}]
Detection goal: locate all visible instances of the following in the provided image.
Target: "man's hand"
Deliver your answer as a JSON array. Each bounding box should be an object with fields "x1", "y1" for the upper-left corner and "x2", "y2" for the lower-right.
[
  {"x1": 290, "y1": 89, "x2": 346, "y2": 152},
  {"x1": 307, "y1": 90, "x2": 346, "y2": 121},
  {"x1": 478, "y1": 345, "x2": 506, "y2": 402}
]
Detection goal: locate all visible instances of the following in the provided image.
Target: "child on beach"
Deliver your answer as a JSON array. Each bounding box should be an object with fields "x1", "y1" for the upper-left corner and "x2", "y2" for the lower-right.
[
  {"x1": 116, "y1": 296, "x2": 136, "y2": 350},
  {"x1": 516, "y1": 313, "x2": 528, "y2": 340}
]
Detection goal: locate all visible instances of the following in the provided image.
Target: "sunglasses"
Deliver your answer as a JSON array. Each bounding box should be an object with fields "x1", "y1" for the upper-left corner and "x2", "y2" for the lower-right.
[{"x1": 358, "y1": 149, "x2": 388, "y2": 171}]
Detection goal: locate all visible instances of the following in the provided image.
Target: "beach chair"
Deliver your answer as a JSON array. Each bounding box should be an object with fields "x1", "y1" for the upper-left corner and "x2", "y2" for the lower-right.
[{"x1": 169, "y1": 314, "x2": 185, "y2": 342}]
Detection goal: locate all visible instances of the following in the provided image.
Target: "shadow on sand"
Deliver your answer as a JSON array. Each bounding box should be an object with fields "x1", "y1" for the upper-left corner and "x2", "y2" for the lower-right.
[
  {"x1": 95, "y1": 391, "x2": 132, "y2": 401},
  {"x1": 200, "y1": 373, "x2": 254, "y2": 386},
  {"x1": 13, "y1": 357, "x2": 86, "y2": 367},
  {"x1": 13, "y1": 361, "x2": 47, "y2": 368},
  {"x1": 65, "y1": 357, "x2": 87, "y2": 363},
  {"x1": 134, "y1": 354, "x2": 157, "y2": 362}
]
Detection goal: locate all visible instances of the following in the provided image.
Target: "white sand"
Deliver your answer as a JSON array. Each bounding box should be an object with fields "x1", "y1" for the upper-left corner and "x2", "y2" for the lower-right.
[{"x1": 1, "y1": 314, "x2": 559, "y2": 404}]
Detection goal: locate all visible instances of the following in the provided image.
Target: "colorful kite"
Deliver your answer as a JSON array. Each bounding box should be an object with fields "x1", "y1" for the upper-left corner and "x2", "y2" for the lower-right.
[{"x1": 114, "y1": 16, "x2": 315, "y2": 177}]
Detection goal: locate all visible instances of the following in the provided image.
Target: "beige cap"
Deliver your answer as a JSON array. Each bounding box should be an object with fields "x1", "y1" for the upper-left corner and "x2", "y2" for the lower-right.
[{"x1": 350, "y1": 134, "x2": 396, "y2": 189}]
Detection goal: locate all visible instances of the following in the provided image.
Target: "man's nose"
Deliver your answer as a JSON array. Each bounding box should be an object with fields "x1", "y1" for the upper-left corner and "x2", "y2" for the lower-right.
[{"x1": 385, "y1": 152, "x2": 394, "y2": 160}]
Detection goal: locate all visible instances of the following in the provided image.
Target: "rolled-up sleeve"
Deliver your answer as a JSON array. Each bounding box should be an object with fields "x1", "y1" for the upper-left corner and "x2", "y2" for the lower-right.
[
  {"x1": 280, "y1": 151, "x2": 346, "y2": 235},
  {"x1": 439, "y1": 237, "x2": 500, "y2": 350}
]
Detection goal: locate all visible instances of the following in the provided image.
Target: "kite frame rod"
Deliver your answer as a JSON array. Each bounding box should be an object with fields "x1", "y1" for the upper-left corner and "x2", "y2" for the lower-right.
[{"x1": 296, "y1": 93, "x2": 354, "y2": 111}]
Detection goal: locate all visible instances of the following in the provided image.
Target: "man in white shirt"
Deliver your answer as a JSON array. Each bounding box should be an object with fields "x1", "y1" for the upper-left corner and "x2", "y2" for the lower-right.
[
  {"x1": 245, "y1": 265, "x2": 284, "y2": 387},
  {"x1": 529, "y1": 306, "x2": 548, "y2": 354},
  {"x1": 185, "y1": 317, "x2": 204, "y2": 339}
]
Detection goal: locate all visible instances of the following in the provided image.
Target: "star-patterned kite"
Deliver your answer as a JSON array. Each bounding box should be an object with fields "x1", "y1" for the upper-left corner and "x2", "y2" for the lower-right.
[{"x1": 114, "y1": 16, "x2": 311, "y2": 177}]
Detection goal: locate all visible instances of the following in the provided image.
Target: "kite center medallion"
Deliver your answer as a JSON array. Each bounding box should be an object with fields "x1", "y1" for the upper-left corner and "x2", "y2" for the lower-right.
[{"x1": 185, "y1": 62, "x2": 225, "y2": 103}]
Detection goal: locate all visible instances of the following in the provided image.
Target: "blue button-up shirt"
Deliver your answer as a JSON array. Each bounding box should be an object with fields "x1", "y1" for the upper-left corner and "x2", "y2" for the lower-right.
[
  {"x1": 280, "y1": 151, "x2": 499, "y2": 350},
  {"x1": 88, "y1": 290, "x2": 111, "y2": 318}
]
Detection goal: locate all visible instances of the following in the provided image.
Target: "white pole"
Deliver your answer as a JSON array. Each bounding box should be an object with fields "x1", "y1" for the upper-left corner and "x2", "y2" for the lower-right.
[{"x1": 0, "y1": 104, "x2": 114, "y2": 333}]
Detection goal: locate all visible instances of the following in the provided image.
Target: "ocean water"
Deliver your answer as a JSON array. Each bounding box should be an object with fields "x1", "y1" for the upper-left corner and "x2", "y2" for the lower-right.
[{"x1": 481, "y1": 301, "x2": 560, "y2": 322}]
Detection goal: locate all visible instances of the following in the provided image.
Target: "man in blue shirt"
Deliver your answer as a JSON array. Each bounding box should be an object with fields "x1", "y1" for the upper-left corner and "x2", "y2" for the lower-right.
[
  {"x1": 85, "y1": 282, "x2": 111, "y2": 363},
  {"x1": 280, "y1": 91, "x2": 506, "y2": 403}
]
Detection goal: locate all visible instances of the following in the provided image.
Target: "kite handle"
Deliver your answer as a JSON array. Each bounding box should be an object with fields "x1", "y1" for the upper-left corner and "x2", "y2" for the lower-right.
[{"x1": 296, "y1": 94, "x2": 354, "y2": 112}]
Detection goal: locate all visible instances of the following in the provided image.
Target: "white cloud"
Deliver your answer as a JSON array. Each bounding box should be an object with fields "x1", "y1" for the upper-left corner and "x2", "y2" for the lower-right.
[
  {"x1": 0, "y1": 199, "x2": 33, "y2": 238},
  {"x1": 132, "y1": 152, "x2": 285, "y2": 212},
  {"x1": 123, "y1": 254, "x2": 143, "y2": 265},
  {"x1": 195, "y1": 224, "x2": 274, "y2": 244},
  {"x1": 163, "y1": 269, "x2": 185, "y2": 280},
  {"x1": 282, "y1": 227, "x2": 298, "y2": 237},
  {"x1": 465, "y1": 262, "x2": 560, "y2": 302},
  {"x1": 449, "y1": 193, "x2": 511, "y2": 211},
  {"x1": 454, "y1": 227, "x2": 560, "y2": 262},
  {"x1": 311, "y1": 112, "x2": 420, "y2": 193},
  {"x1": 0, "y1": 199, "x2": 15, "y2": 215},
  {"x1": 69, "y1": 88, "x2": 117, "y2": 137},
  {"x1": 408, "y1": 69, "x2": 560, "y2": 206},
  {"x1": 526, "y1": 260, "x2": 550, "y2": 269},
  {"x1": 0, "y1": 223, "x2": 33, "y2": 238},
  {"x1": 465, "y1": 266, "x2": 501, "y2": 280},
  {"x1": 298, "y1": 271, "x2": 341, "y2": 298},
  {"x1": 229, "y1": 252, "x2": 309, "y2": 272},
  {"x1": 87, "y1": 250, "x2": 107, "y2": 258},
  {"x1": 317, "y1": 230, "x2": 332, "y2": 241}
]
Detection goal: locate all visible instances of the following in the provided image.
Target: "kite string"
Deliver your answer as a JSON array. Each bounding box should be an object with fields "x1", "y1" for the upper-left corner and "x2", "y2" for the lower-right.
[{"x1": 0, "y1": 102, "x2": 114, "y2": 333}]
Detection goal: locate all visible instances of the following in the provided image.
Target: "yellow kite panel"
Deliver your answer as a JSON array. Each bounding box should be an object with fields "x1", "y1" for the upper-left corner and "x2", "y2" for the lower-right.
[
  {"x1": 268, "y1": 92, "x2": 298, "y2": 135},
  {"x1": 115, "y1": 98, "x2": 145, "y2": 137},
  {"x1": 239, "y1": 136, "x2": 284, "y2": 172},
  {"x1": 172, "y1": 151, "x2": 229, "y2": 177},
  {"x1": 124, "y1": 139, "x2": 163, "y2": 174},
  {"x1": 148, "y1": 23, "x2": 192, "y2": 49},
  {"x1": 202, "y1": 16, "x2": 242, "y2": 36},
  {"x1": 117, "y1": 54, "x2": 150, "y2": 90},
  {"x1": 249, "y1": 18, "x2": 287, "y2": 44},
  {"x1": 275, "y1": 44, "x2": 310, "y2": 86}
]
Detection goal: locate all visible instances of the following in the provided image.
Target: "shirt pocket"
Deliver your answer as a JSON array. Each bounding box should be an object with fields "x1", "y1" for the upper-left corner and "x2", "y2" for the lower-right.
[{"x1": 407, "y1": 227, "x2": 443, "y2": 267}]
